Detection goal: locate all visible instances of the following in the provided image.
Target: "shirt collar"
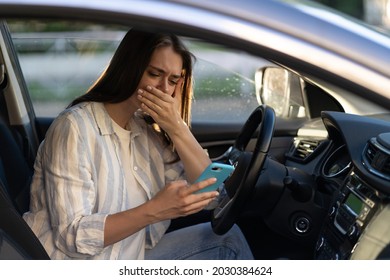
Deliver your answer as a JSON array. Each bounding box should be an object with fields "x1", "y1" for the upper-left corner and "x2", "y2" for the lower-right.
[{"x1": 91, "y1": 102, "x2": 144, "y2": 137}]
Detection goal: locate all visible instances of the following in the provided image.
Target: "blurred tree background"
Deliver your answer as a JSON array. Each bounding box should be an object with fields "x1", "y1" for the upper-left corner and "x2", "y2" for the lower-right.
[
  {"x1": 313, "y1": 0, "x2": 390, "y2": 31},
  {"x1": 315, "y1": 0, "x2": 364, "y2": 19}
]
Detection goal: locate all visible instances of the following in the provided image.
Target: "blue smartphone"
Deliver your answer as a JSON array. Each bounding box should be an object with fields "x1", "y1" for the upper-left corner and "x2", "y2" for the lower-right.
[{"x1": 194, "y1": 162, "x2": 235, "y2": 194}]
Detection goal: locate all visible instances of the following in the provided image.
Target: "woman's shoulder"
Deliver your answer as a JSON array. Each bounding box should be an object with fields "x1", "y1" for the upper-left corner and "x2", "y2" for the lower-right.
[
  {"x1": 48, "y1": 102, "x2": 97, "y2": 132},
  {"x1": 58, "y1": 102, "x2": 94, "y2": 119},
  {"x1": 41, "y1": 102, "x2": 100, "y2": 153}
]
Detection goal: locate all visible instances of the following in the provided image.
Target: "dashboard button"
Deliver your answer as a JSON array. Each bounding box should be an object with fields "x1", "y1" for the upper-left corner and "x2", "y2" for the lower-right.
[{"x1": 294, "y1": 217, "x2": 310, "y2": 233}]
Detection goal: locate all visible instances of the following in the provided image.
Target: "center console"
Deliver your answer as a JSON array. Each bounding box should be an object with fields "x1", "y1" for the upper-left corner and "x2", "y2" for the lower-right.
[{"x1": 315, "y1": 171, "x2": 381, "y2": 259}]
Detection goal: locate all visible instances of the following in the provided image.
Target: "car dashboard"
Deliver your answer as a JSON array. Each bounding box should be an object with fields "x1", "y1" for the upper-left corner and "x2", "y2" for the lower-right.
[{"x1": 283, "y1": 111, "x2": 390, "y2": 260}]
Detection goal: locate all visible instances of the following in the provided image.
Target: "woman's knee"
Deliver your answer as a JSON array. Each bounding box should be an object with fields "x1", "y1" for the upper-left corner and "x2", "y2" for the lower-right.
[{"x1": 222, "y1": 224, "x2": 253, "y2": 259}]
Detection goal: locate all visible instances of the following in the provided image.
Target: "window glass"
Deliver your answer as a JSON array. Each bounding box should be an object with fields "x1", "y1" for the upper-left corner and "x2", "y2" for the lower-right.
[
  {"x1": 8, "y1": 20, "x2": 269, "y2": 123},
  {"x1": 8, "y1": 20, "x2": 123, "y2": 117},
  {"x1": 187, "y1": 40, "x2": 268, "y2": 122}
]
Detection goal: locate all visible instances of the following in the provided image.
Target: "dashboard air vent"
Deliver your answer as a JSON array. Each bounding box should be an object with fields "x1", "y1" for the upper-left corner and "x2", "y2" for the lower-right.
[
  {"x1": 363, "y1": 133, "x2": 390, "y2": 181},
  {"x1": 295, "y1": 139, "x2": 320, "y2": 159},
  {"x1": 364, "y1": 142, "x2": 378, "y2": 164},
  {"x1": 287, "y1": 138, "x2": 327, "y2": 163}
]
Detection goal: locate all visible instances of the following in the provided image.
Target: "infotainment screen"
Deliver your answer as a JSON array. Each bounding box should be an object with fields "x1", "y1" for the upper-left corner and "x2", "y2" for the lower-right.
[{"x1": 345, "y1": 192, "x2": 365, "y2": 216}]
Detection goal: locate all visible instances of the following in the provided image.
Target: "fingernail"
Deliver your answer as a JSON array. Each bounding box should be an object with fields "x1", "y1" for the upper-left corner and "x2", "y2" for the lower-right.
[
  {"x1": 137, "y1": 89, "x2": 143, "y2": 94},
  {"x1": 146, "y1": 85, "x2": 152, "y2": 91}
]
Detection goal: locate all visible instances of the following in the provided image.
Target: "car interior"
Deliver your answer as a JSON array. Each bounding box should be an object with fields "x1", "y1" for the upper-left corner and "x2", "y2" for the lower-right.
[{"x1": 0, "y1": 16, "x2": 390, "y2": 261}]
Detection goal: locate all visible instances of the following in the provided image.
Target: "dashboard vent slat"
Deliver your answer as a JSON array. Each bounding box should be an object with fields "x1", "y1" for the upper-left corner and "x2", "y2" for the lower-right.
[
  {"x1": 365, "y1": 144, "x2": 378, "y2": 164},
  {"x1": 362, "y1": 136, "x2": 390, "y2": 181},
  {"x1": 295, "y1": 140, "x2": 319, "y2": 159},
  {"x1": 287, "y1": 138, "x2": 328, "y2": 163}
]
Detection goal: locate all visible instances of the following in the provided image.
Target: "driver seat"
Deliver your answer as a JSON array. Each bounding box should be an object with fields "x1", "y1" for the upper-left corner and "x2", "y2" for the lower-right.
[
  {"x1": 0, "y1": 68, "x2": 49, "y2": 259},
  {"x1": 0, "y1": 181, "x2": 49, "y2": 259}
]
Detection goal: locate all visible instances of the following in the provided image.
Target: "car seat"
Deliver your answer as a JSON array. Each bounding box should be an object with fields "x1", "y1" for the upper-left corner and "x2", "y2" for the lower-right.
[
  {"x1": 0, "y1": 66, "x2": 49, "y2": 259},
  {"x1": 0, "y1": 181, "x2": 49, "y2": 259},
  {"x1": 0, "y1": 65, "x2": 33, "y2": 215}
]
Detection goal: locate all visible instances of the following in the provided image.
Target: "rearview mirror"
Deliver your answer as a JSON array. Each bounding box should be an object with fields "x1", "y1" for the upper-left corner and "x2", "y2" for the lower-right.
[{"x1": 255, "y1": 67, "x2": 306, "y2": 118}]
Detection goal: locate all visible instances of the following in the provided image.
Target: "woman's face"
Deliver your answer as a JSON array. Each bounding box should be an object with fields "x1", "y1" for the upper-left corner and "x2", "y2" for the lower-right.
[{"x1": 138, "y1": 45, "x2": 183, "y2": 97}]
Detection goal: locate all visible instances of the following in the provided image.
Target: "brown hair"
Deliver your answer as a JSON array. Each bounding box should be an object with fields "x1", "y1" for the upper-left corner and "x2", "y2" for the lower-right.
[{"x1": 69, "y1": 29, "x2": 195, "y2": 127}]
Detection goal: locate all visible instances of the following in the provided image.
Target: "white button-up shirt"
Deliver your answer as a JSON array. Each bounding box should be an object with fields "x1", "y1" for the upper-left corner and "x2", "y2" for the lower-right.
[{"x1": 23, "y1": 102, "x2": 185, "y2": 259}]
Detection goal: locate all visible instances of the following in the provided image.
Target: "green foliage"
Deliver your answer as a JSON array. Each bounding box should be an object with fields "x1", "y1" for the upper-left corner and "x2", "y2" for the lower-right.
[
  {"x1": 315, "y1": 0, "x2": 364, "y2": 19},
  {"x1": 28, "y1": 81, "x2": 85, "y2": 102},
  {"x1": 7, "y1": 20, "x2": 126, "y2": 32}
]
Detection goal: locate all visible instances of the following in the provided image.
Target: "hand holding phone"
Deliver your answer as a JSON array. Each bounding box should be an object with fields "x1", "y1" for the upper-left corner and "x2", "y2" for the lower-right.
[{"x1": 194, "y1": 162, "x2": 235, "y2": 194}]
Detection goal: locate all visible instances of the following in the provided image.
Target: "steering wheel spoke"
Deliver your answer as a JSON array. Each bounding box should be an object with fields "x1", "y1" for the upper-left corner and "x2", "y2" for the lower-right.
[{"x1": 213, "y1": 195, "x2": 234, "y2": 219}]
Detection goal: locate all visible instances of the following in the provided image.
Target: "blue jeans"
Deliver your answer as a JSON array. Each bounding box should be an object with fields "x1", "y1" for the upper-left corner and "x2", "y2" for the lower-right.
[{"x1": 145, "y1": 223, "x2": 253, "y2": 260}]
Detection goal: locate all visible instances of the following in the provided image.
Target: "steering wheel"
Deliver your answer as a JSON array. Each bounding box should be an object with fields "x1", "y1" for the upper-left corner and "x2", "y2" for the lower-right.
[{"x1": 211, "y1": 105, "x2": 275, "y2": 235}]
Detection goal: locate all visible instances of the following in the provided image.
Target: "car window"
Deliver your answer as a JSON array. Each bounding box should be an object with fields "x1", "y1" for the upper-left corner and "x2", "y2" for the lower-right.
[
  {"x1": 7, "y1": 20, "x2": 277, "y2": 123},
  {"x1": 8, "y1": 21, "x2": 124, "y2": 118},
  {"x1": 187, "y1": 39, "x2": 271, "y2": 122}
]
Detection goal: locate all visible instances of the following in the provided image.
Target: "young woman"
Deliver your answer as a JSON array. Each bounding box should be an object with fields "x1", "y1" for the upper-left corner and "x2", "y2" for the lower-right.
[{"x1": 23, "y1": 29, "x2": 253, "y2": 260}]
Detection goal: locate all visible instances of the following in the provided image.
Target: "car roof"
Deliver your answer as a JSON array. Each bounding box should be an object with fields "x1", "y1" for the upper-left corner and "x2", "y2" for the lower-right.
[
  {"x1": 0, "y1": 0, "x2": 389, "y2": 107},
  {"x1": 181, "y1": 0, "x2": 390, "y2": 73}
]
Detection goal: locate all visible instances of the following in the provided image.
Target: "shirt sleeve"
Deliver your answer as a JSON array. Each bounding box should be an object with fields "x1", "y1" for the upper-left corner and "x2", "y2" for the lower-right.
[
  {"x1": 41, "y1": 115, "x2": 106, "y2": 257},
  {"x1": 161, "y1": 143, "x2": 186, "y2": 183}
]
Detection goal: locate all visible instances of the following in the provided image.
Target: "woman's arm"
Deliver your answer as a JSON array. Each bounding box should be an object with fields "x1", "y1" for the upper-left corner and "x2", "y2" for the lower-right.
[
  {"x1": 138, "y1": 81, "x2": 211, "y2": 182},
  {"x1": 44, "y1": 112, "x2": 218, "y2": 250},
  {"x1": 104, "y1": 178, "x2": 217, "y2": 246},
  {"x1": 166, "y1": 120, "x2": 211, "y2": 182}
]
